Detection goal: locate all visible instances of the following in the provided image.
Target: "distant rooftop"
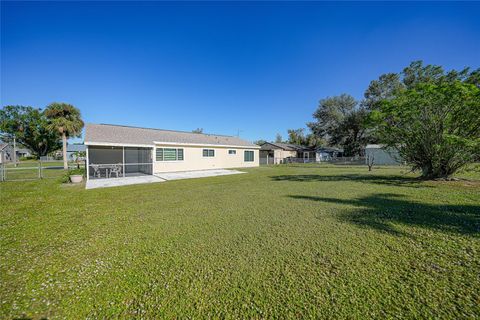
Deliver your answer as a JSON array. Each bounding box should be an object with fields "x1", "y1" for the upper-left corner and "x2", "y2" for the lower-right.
[
  {"x1": 260, "y1": 142, "x2": 312, "y2": 151},
  {"x1": 84, "y1": 123, "x2": 258, "y2": 148}
]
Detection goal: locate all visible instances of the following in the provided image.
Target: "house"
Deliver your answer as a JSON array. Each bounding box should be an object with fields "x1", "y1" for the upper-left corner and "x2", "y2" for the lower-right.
[
  {"x1": 259, "y1": 142, "x2": 316, "y2": 164},
  {"x1": 84, "y1": 123, "x2": 259, "y2": 180},
  {"x1": 0, "y1": 143, "x2": 32, "y2": 162},
  {"x1": 16, "y1": 148, "x2": 32, "y2": 158},
  {"x1": 365, "y1": 144, "x2": 402, "y2": 165},
  {"x1": 0, "y1": 144, "x2": 8, "y2": 164},
  {"x1": 316, "y1": 147, "x2": 343, "y2": 162}
]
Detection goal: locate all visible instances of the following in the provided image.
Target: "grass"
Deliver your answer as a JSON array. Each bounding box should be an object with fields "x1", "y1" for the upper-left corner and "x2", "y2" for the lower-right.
[{"x1": 1, "y1": 165, "x2": 479, "y2": 318}]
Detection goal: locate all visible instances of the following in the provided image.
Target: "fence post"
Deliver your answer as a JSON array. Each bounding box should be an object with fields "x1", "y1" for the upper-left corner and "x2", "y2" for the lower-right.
[
  {"x1": 0, "y1": 163, "x2": 3, "y2": 182},
  {"x1": 39, "y1": 161, "x2": 42, "y2": 179}
]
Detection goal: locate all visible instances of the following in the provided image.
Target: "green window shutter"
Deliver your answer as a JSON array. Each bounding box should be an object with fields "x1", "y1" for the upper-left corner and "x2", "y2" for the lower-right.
[
  {"x1": 164, "y1": 148, "x2": 177, "y2": 161},
  {"x1": 156, "y1": 148, "x2": 164, "y2": 161},
  {"x1": 177, "y1": 149, "x2": 184, "y2": 160}
]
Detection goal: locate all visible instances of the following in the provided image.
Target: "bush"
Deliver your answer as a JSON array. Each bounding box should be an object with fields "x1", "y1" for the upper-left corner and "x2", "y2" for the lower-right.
[
  {"x1": 20, "y1": 156, "x2": 37, "y2": 161},
  {"x1": 69, "y1": 168, "x2": 85, "y2": 176},
  {"x1": 60, "y1": 168, "x2": 86, "y2": 183},
  {"x1": 371, "y1": 81, "x2": 480, "y2": 179}
]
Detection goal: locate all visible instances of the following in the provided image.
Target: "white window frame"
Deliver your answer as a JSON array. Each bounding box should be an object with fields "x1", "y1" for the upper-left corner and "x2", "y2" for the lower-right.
[
  {"x1": 156, "y1": 147, "x2": 184, "y2": 162},
  {"x1": 244, "y1": 150, "x2": 254, "y2": 162},
  {"x1": 203, "y1": 149, "x2": 215, "y2": 157}
]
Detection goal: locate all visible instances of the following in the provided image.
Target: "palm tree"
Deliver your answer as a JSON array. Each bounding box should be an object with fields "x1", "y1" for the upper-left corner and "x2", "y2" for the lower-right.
[{"x1": 44, "y1": 103, "x2": 84, "y2": 170}]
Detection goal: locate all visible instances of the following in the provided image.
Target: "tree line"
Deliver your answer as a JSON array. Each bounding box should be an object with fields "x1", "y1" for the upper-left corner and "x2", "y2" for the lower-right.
[
  {"x1": 0, "y1": 103, "x2": 84, "y2": 169},
  {"x1": 260, "y1": 61, "x2": 480, "y2": 179}
]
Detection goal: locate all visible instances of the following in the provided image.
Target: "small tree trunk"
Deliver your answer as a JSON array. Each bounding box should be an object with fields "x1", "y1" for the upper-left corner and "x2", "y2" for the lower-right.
[
  {"x1": 421, "y1": 164, "x2": 433, "y2": 179},
  {"x1": 62, "y1": 133, "x2": 68, "y2": 170},
  {"x1": 367, "y1": 155, "x2": 374, "y2": 171}
]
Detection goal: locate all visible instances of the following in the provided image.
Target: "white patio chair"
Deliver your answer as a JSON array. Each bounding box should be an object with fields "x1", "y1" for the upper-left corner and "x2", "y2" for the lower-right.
[
  {"x1": 109, "y1": 164, "x2": 122, "y2": 178},
  {"x1": 91, "y1": 164, "x2": 101, "y2": 179}
]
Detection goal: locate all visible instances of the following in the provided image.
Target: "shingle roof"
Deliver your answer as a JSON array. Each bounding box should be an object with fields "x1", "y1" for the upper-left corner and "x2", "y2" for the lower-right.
[{"x1": 84, "y1": 123, "x2": 259, "y2": 148}]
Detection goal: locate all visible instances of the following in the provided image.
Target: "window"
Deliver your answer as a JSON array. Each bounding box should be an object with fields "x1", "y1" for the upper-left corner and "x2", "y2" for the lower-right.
[
  {"x1": 244, "y1": 150, "x2": 254, "y2": 162},
  {"x1": 156, "y1": 148, "x2": 184, "y2": 161},
  {"x1": 203, "y1": 149, "x2": 215, "y2": 157},
  {"x1": 228, "y1": 150, "x2": 236, "y2": 155}
]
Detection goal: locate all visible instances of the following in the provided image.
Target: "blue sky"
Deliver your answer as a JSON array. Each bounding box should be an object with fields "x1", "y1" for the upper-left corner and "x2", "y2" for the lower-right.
[{"x1": 1, "y1": 1, "x2": 479, "y2": 142}]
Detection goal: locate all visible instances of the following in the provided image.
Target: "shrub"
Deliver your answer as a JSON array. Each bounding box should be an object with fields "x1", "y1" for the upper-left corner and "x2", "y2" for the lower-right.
[{"x1": 60, "y1": 167, "x2": 86, "y2": 183}]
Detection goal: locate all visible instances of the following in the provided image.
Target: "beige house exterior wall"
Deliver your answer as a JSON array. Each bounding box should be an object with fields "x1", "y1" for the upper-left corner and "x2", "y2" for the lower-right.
[
  {"x1": 154, "y1": 144, "x2": 259, "y2": 173},
  {"x1": 273, "y1": 149, "x2": 297, "y2": 164}
]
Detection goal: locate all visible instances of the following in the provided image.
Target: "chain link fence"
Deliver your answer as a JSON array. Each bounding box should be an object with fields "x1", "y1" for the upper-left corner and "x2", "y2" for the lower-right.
[
  {"x1": 0, "y1": 161, "x2": 84, "y2": 182},
  {"x1": 262, "y1": 157, "x2": 366, "y2": 165}
]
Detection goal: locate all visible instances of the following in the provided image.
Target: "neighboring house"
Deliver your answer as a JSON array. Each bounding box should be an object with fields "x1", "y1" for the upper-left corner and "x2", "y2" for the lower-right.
[
  {"x1": 0, "y1": 143, "x2": 32, "y2": 162},
  {"x1": 365, "y1": 144, "x2": 402, "y2": 165},
  {"x1": 16, "y1": 148, "x2": 32, "y2": 158},
  {"x1": 84, "y1": 123, "x2": 260, "y2": 180},
  {"x1": 0, "y1": 144, "x2": 9, "y2": 164},
  {"x1": 316, "y1": 147, "x2": 343, "y2": 162},
  {"x1": 259, "y1": 142, "x2": 315, "y2": 164},
  {"x1": 67, "y1": 144, "x2": 86, "y2": 161}
]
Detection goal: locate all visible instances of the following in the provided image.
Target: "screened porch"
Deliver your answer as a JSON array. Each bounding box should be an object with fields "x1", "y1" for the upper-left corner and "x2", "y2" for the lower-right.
[{"x1": 87, "y1": 146, "x2": 153, "y2": 179}]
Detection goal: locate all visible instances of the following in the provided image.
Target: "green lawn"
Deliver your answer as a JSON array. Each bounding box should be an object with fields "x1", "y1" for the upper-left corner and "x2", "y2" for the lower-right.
[{"x1": 1, "y1": 165, "x2": 479, "y2": 318}]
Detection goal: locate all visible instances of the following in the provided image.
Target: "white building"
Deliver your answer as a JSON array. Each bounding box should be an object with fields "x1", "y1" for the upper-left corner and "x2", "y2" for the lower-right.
[
  {"x1": 84, "y1": 123, "x2": 260, "y2": 180},
  {"x1": 365, "y1": 144, "x2": 402, "y2": 165}
]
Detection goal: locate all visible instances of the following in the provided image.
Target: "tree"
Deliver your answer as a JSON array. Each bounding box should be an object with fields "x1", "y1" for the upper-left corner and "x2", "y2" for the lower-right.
[
  {"x1": 45, "y1": 103, "x2": 84, "y2": 170},
  {"x1": 308, "y1": 94, "x2": 356, "y2": 138},
  {"x1": 370, "y1": 81, "x2": 480, "y2": 179},
  {"x1": 275, "y1": 133, "x2": 283, "y2": 143},
  {"x1": 330, "y1": 108, "x2": 371, "y2": 156},
  {"x1": 287, "y1": 128, "x2": 306, "y2": 145},
  {"x1": 72, "y1": 151, "x2": 86, "y2": 169},
  {"x1": 192, "y1": 128, "x2": 203, "y2": 133},
  {"x1": 254, "y1": 139, "x2": 267, "y2": 146},
  {"x1": 0, "y1": 105, "x2": 61, "y2": 159},
  {"x1": 363, "y1": 73, "x2": 403, "y2": 110},
  {"x1": 305, "y1": 133, "x2": 325, "y2": 149},
  {"x1": 308, "y1": 94, "x2": 372, "y2": 156},
  {"x1": 364, "y1": 61, "x2": 480, "y2": 110}
]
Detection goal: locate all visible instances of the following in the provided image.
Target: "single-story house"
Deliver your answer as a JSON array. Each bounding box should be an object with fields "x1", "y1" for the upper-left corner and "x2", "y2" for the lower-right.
[
  {"x1": 316, "y1": 147, "x2": 343, "y2": 162},
  {"x1": 0, "y1": 143, "x2": 32, "y2": 162},
  {"x1": 259, "y1": 142, "x2": 316, "y2": 164},
  {"x1": 0, "y1": 144, "x2": 8, "y2": 164},
  {"x1": 84, "y1": 123, "x2": 260, "y2": 180},
  {"x1": 16, "y1": 148, "x2": 32, "y2": 158},
  {"x1": 365, "y1": 144, "x2": 402, "y2": 165}
]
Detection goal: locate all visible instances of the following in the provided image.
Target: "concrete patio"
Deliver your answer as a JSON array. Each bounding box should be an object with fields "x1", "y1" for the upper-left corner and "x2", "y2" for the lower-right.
[
  {"x1": 86, "y1": 169, "x2": 245, "y2": 189},
  {"x1": 86, "y1": 175, "x2": 165, "y2": 189}
]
